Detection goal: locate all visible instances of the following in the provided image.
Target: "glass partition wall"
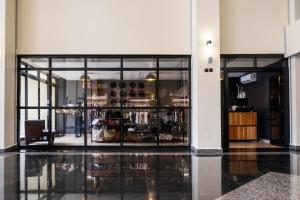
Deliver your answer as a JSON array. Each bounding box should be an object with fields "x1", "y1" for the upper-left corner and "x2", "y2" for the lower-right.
[{"x1": 17, "y1": 55, "x2": 191, "y2": 147}]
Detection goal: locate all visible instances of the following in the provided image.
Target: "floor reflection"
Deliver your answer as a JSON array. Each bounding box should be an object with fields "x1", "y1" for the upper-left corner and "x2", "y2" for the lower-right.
[
  {"x1": 18, "y1": 153, "x2": 191, "y2": 200},
  {"x1": 0, "y1": 151, "x2": 299, "y2": 200}
]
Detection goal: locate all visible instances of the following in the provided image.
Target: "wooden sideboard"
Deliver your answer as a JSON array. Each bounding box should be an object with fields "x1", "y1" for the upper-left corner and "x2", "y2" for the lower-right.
[{"x1": 229, "y1": 112, "x2": 257, "y2": 141}]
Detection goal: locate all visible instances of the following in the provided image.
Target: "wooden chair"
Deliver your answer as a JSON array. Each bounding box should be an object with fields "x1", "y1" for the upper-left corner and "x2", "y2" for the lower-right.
[{"x1": 25, "y1": 120, "x2": 55, "y2": 145}]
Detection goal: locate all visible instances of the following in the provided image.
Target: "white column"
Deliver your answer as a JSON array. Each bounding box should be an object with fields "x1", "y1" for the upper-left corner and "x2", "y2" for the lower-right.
[
  {"x1": 290, "y1": 0, "x2": 300, "y2": 22},
  {"x1": 191, "y1": 0, "x2": 222, "y2": 153},
  {"x1": 289, "y1": 0, "x2": 296, "y2": 23},
  {"x1": 290, "y1": 153, "x2": 300, "y2": 175},
  {"x1": 192, "y1": 156, "x2": 222, "y2": 199},
  {"x1": 0, "y1": 0, "x2": 16, "y2": 150},
  {"x1": 289, "y1": 55, "x2": 300, "y2": 149}
]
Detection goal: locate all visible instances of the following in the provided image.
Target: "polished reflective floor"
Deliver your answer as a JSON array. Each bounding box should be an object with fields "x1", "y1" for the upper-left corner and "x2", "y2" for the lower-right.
[{"x1": 0, "y1": 150, "x2": 299, "y2": 200}]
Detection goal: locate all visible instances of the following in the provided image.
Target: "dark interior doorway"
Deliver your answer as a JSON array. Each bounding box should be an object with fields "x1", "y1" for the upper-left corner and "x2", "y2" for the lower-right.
[{"x1": 221, "y1": 55, "x2": 290, "y2": 150}]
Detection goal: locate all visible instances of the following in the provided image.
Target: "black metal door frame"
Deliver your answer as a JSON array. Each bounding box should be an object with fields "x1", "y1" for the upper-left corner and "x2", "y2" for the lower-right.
[
  {"x1": 222, "y1": 65, "x2": 290, "y2": 149},
  {"x1": 17, "y1": 54, "x2": 192, "y2": 150}
]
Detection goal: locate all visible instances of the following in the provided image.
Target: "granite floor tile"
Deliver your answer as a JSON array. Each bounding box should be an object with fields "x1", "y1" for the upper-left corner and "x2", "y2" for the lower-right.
[{"x1": 216, "y1": 172, "x2": 300, "y2": 200}]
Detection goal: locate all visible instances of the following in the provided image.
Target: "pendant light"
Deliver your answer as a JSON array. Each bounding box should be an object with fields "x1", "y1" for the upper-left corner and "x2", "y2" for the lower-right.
[
  {"x1": 80, "y1": 74, "x2": 91, "y2": 82},
  {"x1": 145, "y1": 73, "x2": 156, "y2": 81}
]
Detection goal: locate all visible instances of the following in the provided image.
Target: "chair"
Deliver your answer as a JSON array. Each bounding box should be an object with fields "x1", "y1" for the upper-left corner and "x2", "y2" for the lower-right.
[{"x1": 25, "y1": 120, "x2": 55, "y2": 145}]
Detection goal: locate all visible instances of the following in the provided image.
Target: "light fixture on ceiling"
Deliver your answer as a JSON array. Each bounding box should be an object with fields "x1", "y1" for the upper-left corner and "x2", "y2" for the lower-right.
[
  {"x1": 145, "y1": 73, "x2": 156, "y2": 81},
  {"x1": 80, "y1": 74, "x2": 91, "y2": 82}
]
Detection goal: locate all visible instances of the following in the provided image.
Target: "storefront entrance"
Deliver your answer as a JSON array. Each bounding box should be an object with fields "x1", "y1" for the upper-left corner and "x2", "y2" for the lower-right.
[
  {"x1": 221, "y1": 55, "x2": 290, "y2": 150},
  {"x1": 17, "y1": 55, "x2": 191, "y2": 148}
]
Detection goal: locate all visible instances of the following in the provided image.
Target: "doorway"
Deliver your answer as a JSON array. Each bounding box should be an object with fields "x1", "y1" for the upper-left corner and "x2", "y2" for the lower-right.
[{"x1": 221, "y1": 55, "x2": 290, "y2": 150}]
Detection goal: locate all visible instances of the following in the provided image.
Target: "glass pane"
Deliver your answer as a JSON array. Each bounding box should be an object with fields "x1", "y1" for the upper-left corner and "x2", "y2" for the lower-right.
[
  {"x1": 159, "y1": 71, "x2": 189, "y2": 107},
  {"x1": 87, "y1": 58, "x2": 121, "y2": 68},
  {"x1": 159, "y1": 108, "x2": 190, "y2": 146},
  {"x1": 52, "y1": 86, "x2": 56, "y2": 108},
  {"x1": 20, "y1": 63, "x2": 26, "y2": 68},
  {"x1": 87, "y1": 71, "x2": 121, "y2": 107},
  {"x1": 123, "y1": 109, "x2": 157, "y2": 146},
  {"x1": 19, "y1": 109, "x2": 50, "y2": 146},
  {"x1": 40, "y1": 82, "x2": 48, "y2": 107},
  {"x1": 159, "y1": 58, "x2": 189, "y2": 68},
  {"x1": 226, "y1": 58, "x2": 254, "y2": 68},
  {"x1": 257, "y1": 58, "x2": 282, "y2": 67},
  {"x1": 52, "y1": 71, "x2": 85, "y2": 107},
  {"x1": 123, "y1": 58, "x2": 156, "y2": 68},
  {"x1": 123, "y1": 71, "x2": 156, "y2": 107},
  {"x1": 20, "y1": 76, "x2": 25, "y2": 107},
  {"x1": 21, "y1": 57, "x2": 49, "y2": 68},
  {"x1": 52, "y1": 109, "x2": 56, "y2": 131},
  {"x1": 28, "y1": 71, "x2": 38, "y2": 77},
  {"x1": 20, "y1": 109, "x2": 25, "y2": 138},
  {"x1": 40, "y1": 73, "x2": 48, "y2": 81},
  {"x1": 52, "y1": 58, "x2": 84, "y2": 68},
  {"x1": 53, "y1": 108, "x2": 84, "y2": 145},
  {"x1": 20, "y1": 70, "x2": 49, "y2": 107},
  {"x1": 27, "y1": 78, "x2": 39, "y2": 107},
  {"x1": 87, "y1": 109, "x2": 121, "y2": 146}
]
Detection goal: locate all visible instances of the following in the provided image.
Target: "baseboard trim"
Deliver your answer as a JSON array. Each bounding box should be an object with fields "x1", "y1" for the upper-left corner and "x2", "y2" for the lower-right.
[
  {"x1": 191, "y1": 146, "x2": 223, "y2": 156},
  {"x1": 260, "y1": 139, "x2": 270, "y2": 144},
  {"x1": 290, "y1": 145, "x2": 300, "y2": 151},
  {"x1": 0, "y1": 144, "x2": 18, "y2": 153}
]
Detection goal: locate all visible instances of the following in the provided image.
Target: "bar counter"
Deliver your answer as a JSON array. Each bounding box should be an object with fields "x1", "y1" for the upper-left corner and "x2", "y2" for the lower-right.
[{"x1": 229, "y1": 112, "x2": 257, "y2": 141}]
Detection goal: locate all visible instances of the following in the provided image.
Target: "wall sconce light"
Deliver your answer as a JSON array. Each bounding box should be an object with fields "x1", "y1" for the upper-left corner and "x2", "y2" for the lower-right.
[
  {"x1": 206, "y1": 40, "x2": 212, "y2": 46},
  {"x1": 206, "y1": 40, "x2": 213, "y2": 64}
]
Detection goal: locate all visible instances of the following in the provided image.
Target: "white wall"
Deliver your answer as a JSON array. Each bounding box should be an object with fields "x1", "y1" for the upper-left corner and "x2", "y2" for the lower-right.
[
  {"x1": 289, "y1": 54, "x2": 300, "y2": 147},
  {"x1": 0, "y1": 0, "x2": 5, "y2": 149},
  {"x1": 191, "y1": 0, "x2": 221, "y2": 150},
  {"x1": 285, "y1": 20, "x2": 300, "y2": 57},
  {"x1": 221, "y1": 0, "x2": 288, "y2": 54},
  {"x1": 17, "y1": 0, "x2": 191, "y2": 54},
  {"x1": 296, "y1": 0, "x2": 300, "y2": 20},
  {"x1": 0, "y1": 0, "x2": 16, "y2": 149}
]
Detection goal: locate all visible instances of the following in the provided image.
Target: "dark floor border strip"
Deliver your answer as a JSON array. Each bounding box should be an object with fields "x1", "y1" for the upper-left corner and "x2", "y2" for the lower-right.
[
  {"x1": 191, "y1": 146, "x2": 223, "y2": 156},
  {"x1": 18, "y1": 146, "x2": 191, "y2": 153},
  {"x1": 0, "y1": 144, "x2": 18, "y2": 153},
  {"x1": 224, "y1": 147, "x2": 291, "y2": 153},
  {"x1": 290, "y1": 145, "x2": 300, "y2": 151}
]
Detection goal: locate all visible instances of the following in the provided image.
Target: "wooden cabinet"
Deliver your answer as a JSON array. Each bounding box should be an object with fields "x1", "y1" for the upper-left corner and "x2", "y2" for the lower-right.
[{"x1": 229, "y1": 112, "x2": 257, "y2": 141}]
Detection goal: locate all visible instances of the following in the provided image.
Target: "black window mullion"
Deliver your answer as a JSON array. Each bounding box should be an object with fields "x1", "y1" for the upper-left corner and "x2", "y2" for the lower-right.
[
  {"x1": 38, "y1": 71, "x2": 41, "y2": 119},
  {"x1": 188, "y1": 57, "x2": 192, "y2": 146},
  {"x1": 84, "y1": 58, "x2": 88, "y2": 146},
  {"x1": 254, "y1": 57, "x2": 258, "y2": 68},
  {"x1": 156, "y1": 58, "x2": 159, "y2": 147},
  {"x1": 17, "y1": 58, "x2": 21, "y2": 145},
  {"x1": 120, "y1": 58, "x2": 124, "y2": 146},
  {"x1": 48, "y1": 58, "x2": 52, "y2": 146},
  {"x1": 25, "y1": 70, "x2": 28, "y2": 121}
]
